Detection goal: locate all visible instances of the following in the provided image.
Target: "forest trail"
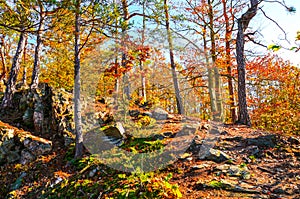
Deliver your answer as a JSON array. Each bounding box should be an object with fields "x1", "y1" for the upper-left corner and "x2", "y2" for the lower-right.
[{"x1": 1, "y1": 117, "x2": 300, "y2": 199}]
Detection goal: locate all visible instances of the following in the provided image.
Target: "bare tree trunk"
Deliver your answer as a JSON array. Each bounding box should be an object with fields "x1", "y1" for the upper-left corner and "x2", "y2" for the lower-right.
[
  {"x1": 222, "y1": 0, "x2": 237, "y2": 123},
  {"x1": 121, "y1": 0, "x2": 131, "y2": 100},
  {"x1": 22, "y1": 36, "x2": 28, "y2": 86},
  {"x1": 74, "y1": 0, "x2": 83, "y2": 158},
  {"x1": 1, "y1": 30, "x2": 26, "y2": 108},
  {"x1": 208, "y1": 0, "x2": 222, "y2": 121},
  {"x1": 0, "y1": 35, "x2": 7, "y2": 81},
  {"x1": 31, "y1": 10, "x2": 45, "y2": 89},
  {"x1": 164, "y1": 0, "x2": 184, "y2": 114},
  {"x1": 236, "y1": 0, "x2": 259, "y2": 126},
  {"x1": 140, "y1": 0, "x2": 147, "y2": 102},
  {"x1": 203, "y1": 25, "x2": 217, "y2": 120}
]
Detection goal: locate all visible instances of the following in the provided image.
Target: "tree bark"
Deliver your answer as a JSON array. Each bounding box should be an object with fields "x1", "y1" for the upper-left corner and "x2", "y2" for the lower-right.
[
  {"x1": 121, "y1": 0, "x2": 131, "y2": 100},
  {"x1": 22, "y1": 36, "x2": 28, "y2": 86},
  {"x1": 222, "y1": 0, "x2": 237, "y2": 123},
  {"x1": 208, "y1": 0, "x2": 222, "y2": 121},
  {"x1": 236, "y1": 0, "x2": 259, "y2": 126},
  {"x1": 0, "y1": 35, "x2": 7, "y2": 81},
  {"x1": 1, "y1": 30, "x2": 26, "y2": 108},
  {"x1": 140, "y1": 0, "x2": 147, "y2": 102},
  {"x1": 31, "y1": 9, "x2": 45, "y2": 89},
  {"x1": 74, "y1": 0, "x2": 83, "y2": 158},
  {"x1": 164, "y1": 0, "x2": 184, "y2": 114}
]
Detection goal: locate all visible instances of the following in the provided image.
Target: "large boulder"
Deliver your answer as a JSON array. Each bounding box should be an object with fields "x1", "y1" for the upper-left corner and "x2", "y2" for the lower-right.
[{"x1": 151, "y1": 107, "x2": 168, "y2": 120}]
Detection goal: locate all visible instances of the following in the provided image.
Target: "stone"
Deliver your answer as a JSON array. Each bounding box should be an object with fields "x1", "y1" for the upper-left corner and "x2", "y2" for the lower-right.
[
  {"x1": 153, "y1": 134, "x2": 165, "y2": 140},
  {"x1": 128, "y1": 109, "x2": 140, "y2": 117},
  {"x1": 7, "y1": 151, "x2": 21, "y2": 163},
  {"x1": 288, "y1": 137, "x2": 300, "y2": 145},
  {"x1": 199, "y1": 148, "x2": 232, "y2": 163},
  {"x1": 20, "y1": 149, "x2": 35, "y2": 164},
  {"x1": 102, "y1": 122, "x2": 126, "y2": 146},
  {"x1": 0, "y1": 122, "x2": 52, "y2": 165},
  {"x1": 89, "y1": 168, "x2": 98, "y2": 178},
  {"x1": 192, "y1": 164, "x2": 211, "y2": 170},
  {"x1": 151, "y1": 107, "x2": 168, "y2": 120},
  {"x1": 201, "y1": 123, "x2": 210, "y2": 130},
  {"x1": 214, "y1": 164, "x2": 251, "y2": 180},
  {"x1": 10, "y1": 172, "x2": 27, "y2": 190},
  {"x1": 142, "y1": 111, "x2": 152, "y2": 117},
  {"x1": 245, "y1": 134, "x2": 276, "y2": 148},
  {"x1": 242, "y1": 145, "x2": 260, "y2": 156}
]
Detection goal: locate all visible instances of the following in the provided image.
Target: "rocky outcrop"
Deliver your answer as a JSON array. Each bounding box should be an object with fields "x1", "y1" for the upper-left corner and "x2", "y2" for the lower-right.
[
  {"x1": 0, "y1": 121, "x2": 52, "y2": 165},
  {"x1": 1, "y1": 83, "x2": 74, "y2": 139}
]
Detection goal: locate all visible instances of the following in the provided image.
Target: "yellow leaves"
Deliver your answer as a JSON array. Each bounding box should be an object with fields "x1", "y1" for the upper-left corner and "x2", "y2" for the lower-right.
[
  {"x1": 267, "y1": 44, "x2": 281, "y2": 52},
  {"x1": 296, "y1": 31, "x2": 300, "y2": 41}
]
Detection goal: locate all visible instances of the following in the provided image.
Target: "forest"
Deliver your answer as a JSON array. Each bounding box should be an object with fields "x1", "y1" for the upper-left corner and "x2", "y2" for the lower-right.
[{"x1": 0, "y1": 0, "x2": 299, "y2": 198}]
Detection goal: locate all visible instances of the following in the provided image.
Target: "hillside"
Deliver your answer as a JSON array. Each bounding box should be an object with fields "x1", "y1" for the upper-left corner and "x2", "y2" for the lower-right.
[{"x1": 1, "y1": 116, "x2": 299, "y2": 199}]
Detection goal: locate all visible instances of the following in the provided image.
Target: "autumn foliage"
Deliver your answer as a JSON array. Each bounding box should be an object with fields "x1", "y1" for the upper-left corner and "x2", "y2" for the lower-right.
[{"x1": 247, "y1": 54, "x2": 300, "y2": 134}]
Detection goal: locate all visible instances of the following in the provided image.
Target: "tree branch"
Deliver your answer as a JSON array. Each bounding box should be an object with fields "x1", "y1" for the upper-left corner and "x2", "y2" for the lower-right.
[{"x1": 259, "y1": 8, "x2": 289, "y2": 43}]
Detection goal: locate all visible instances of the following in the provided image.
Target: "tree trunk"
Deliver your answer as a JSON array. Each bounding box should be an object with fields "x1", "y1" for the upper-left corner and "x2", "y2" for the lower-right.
[
  {"x1": 164, "y1": 0, "x2": 184, "y2": 114},
  {"x1": 121, "y1": 0, "x2": 131, "y2": 100},
  {"x1": 236, "y1": 18, "x2": 251, "y2": 126},
  {"x1": 0, "y1": 35, "x2": 7, "y2": 81},
  {"x1": 208, "y1": 0, "x2": 222, "y2": 121},
  {"x1": 1, "y1": 30, "x2": 26, "y2": 108},
  {"x1": 22, "y1": 36, "x2": 28, "y2": 86},
  {"x1": 31, "y1": 11, "x2": 45, "y2": 89},
  {"x1": 74, "y1": 0, "x2": 83, "y2": 158},
  {"x1": 235, "y1": 0, "x2": 259, "y2": 126},
  {"x1": 222, "y1": 0, "x2": 237, "y2": 123},
  {"x1": 140, "y1": 0, "x2": 147, "y2": 102}
]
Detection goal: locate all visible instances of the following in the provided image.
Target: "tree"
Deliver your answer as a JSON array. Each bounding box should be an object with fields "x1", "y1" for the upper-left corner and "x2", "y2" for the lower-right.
[
  {"x1": 0, "y1": 1, "x2": 34, "y2": 108},
  {"x1": 222, "y1": 0, "x2": 237, "y2": 123},
  {"x1": 164, "y1": 0, "x2": 184, "y2": 114},
  {"x1": 235, "y1": 0, "x2": 259, "y2": 126},
  {"x1": 74, "y1": 0, "x2": 84, "y2": 158}
]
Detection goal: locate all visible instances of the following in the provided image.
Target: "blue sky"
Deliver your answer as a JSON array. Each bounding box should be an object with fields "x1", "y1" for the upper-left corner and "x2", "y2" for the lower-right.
[{"x1": 253, "y1": 0, "x2": 300, "y2": 65}]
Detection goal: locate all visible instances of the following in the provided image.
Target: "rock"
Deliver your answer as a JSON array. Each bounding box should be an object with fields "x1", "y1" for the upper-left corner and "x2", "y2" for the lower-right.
[
  {"x1": 215, "y1": 164, "x2": 251, "y2": 179},
  {"x1": 177, "y1": 125, "x2": 197, "y2": 136},
  {"x1": 220, "y1": 131, "x2": 229, "y2": 135},
  {"x1": 0, "y1": 122, "x2": 52, "y2": 165},
  {"x1": 201, "y1": 123, "x2": 210, "y2": 130},
  {"x1": 178, "y1": 153, "x2": 192, "y2": 160},
  {"x1": 102, "y1": 122, "x2": 126, "y2": 146},
  {"x1": 245, "y1": 134, "x2": 276, "y2": 148},
  {"x1": 192, "y1": 164, "x2": 211, "y2": 170},
  {"x1": 199, "y1": 148, "x2": 232, "y2": 163},
  {"x1": 7, "y1": 151, "x2": 21, "y2": 163},
  {"x1": 142, "y1": 111, "x2": 152, "y2": 117},
  {"x1": 153, "y1": 134, "x2": 165, "y2": 140},
  {"x1": 128, "y1": 109, "x2": 140, "y2": 117},
  {"x1": 151, "y1": 107, "x2": 168, "y2": 120},
  {"x1": 224, "y1": 136, "x2": 243, "y2": 142},
  {"x1": 163, "y1": 132, "x2": 173, "y2": 138},
  {"x1": 89, "y1": 168, "x2": 98, "y2": 178},
  {"x1": 288, "y1": 137, "x2": 300, "y2": 145},
  {"x1": 10, "y1": 172, "x2": 27, "y2": 190},
  {"x1": 20, "y1": 149, "x2": 35, "y2": 164},
  {"x1": 242, "y1": 145, "x2": 260, "y2": 156}
]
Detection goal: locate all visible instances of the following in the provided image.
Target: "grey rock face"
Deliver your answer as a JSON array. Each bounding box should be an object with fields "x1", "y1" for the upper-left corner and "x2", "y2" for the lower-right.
[
  {"x1": 151, "y1": 107, "x2": 168, "y2": 120},
  {"x1": 199, "y1": 148, "x2": 232, "y2": 163}
]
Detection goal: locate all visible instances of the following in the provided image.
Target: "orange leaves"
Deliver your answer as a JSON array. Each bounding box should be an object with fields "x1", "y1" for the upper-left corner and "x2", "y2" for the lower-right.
[{"x1": 248, "y1": 54, "x2": 300, "y2": 134}]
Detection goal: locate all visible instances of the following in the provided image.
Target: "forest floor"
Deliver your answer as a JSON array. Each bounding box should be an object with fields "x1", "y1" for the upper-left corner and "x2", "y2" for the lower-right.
[{"x1": 0, "y1": 115, "x2": 300, "y2": 199}]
